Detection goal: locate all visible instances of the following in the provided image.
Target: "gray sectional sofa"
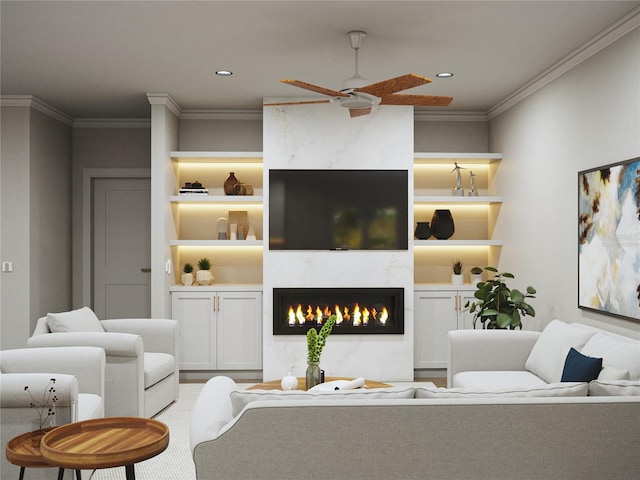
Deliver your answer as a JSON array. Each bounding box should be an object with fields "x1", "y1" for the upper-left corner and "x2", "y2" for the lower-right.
[{"x1": 190, "y1": 320, "x2": 640, "y2": 480}]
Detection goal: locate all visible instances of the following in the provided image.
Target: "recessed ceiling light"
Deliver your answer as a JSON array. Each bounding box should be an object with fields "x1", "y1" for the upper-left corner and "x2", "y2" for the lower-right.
[
  {"x1": 215, "y1": 70, "x2": 233, "y2": 77},
  {"x1": 436, "y1": 72, "x2": 453, "y2": 78}
]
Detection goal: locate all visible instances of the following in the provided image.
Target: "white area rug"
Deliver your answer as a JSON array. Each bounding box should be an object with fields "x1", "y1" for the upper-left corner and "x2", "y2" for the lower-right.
[{"x1": 91, "y1": 383, "x2": 204, "y2": 480}]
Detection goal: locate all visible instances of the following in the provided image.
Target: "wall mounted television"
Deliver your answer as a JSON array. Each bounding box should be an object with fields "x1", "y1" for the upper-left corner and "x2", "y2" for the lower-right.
[{"x1": 269, "y1": 169, "x2": 408, "y2": 250}]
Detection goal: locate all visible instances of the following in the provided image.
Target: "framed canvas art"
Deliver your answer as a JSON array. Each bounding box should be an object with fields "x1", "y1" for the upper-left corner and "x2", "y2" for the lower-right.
[{"x1": 578, "y1": 157, "x2": 640, "y2": 322}]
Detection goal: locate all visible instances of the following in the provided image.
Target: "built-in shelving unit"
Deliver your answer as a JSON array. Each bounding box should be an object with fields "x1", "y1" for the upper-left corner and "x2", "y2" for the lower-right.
[
  {"x1": 413, "y1": 152, "x2": 503, "y2": 284},
  {"x1": 169, "y1": 151, "x2": 264, "y2": 286}
]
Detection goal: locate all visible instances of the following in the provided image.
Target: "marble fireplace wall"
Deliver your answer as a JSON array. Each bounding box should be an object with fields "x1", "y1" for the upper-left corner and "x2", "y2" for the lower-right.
[{"x1": 263, "y1": 100, "x2": 414, "y2": 381}]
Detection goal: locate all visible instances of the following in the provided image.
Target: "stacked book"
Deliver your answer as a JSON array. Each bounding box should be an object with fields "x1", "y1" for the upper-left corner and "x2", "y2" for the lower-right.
[{"x1": 179, "y1": 187, "x2": 209, "y2": 196}]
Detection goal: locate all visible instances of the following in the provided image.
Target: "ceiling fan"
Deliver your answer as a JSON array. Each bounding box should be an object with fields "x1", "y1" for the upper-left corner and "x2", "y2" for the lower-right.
[{"x1": 264, "y1": 31, "x2": 453, "y2": 118}]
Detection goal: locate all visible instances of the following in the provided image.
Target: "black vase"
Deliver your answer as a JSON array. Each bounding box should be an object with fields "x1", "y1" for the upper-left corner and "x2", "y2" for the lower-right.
[
  {"x1": 431, "y1": 209, "x2": 455, "y2": 239},
  {"x1": 415, "y1": 222, "x2": 432, "y2": 239}
]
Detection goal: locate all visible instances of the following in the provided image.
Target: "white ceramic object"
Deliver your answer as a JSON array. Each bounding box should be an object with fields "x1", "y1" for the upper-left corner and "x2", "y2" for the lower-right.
[
  {"x1": 280, "y1": 372, "x2": 298, "y2": 390},
  {"x1": 181, "y1": 273, "x2": 194, "y2": 286},
  {"x1": 451, "y1": 274, "x2": 463, "y2": 285},
  {"x1": 196, "y1": 270, "x2": 213, "y2": 285}
]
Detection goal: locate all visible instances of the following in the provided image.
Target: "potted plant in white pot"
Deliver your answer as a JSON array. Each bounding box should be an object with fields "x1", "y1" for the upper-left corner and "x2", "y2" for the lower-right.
[
  {"x1": 470, "y1": 266, "x2": 483, "y2": 285},
  {"x1": 451, "y1": 259, "x2": 463, "y2": 285},
  {"x1": 181, "y1": 263, "x2": 194, "y2": 286},
  {"x1": 196, "y1": 257, "x2": 214, "y2": 285},
  {"x1": 465, "y1": 267, "x2": 536, "y2": 329}
]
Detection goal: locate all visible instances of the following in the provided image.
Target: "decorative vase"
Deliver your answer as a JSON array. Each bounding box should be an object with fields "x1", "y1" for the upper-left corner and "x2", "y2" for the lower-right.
[
  {"x1": 471, "y1": 274, "x2": 483, "y2": 285},
  {"x1": 431, "y1": 209, "x2": 455, "y2": 239},
  {"x1": 280, "y1": 372, "x2": 298, "y2": 391},
  {"x1": 414, "y1": 222, "x2": 432, "y2": 240},
  {"x1": 181, "y1": 273, "x2": 194, "y2": 286},
  {"x1": 451, "y1": 274, "x2": 464, "y2": 285},
  {"x1": 196, "y1": 270, "x2": 213, "y2": 285},
  {"x1": 305, "y1": 362, "x2": 321, "y2": 390},
  {"x1": 224, "y1": 172, "x2": 239, "y2": 195}
]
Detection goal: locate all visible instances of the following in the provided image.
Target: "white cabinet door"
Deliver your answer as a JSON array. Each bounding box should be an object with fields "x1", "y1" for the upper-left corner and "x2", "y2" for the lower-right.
[
  {"x1": 171, "y1": 292, "x2": 216, "y2": 369},
  {"x1": 414, "y1": 290, "x2": 477, "y2": 369},
  {"x1": 217, "y1": 291, "x2": 262, "y2": 370},
  {"x1": 414, "y1": 291, "x2": 458, "y2": 369}
]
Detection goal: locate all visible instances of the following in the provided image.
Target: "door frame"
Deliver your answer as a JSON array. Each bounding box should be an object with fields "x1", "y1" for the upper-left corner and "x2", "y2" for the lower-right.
[{"x1": 82, "y1": 168, "x2": 151, "y2": 308}]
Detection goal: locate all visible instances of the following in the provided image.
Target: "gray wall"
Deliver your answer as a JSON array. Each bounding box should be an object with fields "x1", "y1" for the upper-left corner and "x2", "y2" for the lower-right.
[
  {"x1": 179, "y1": 119, "x2": 262, "y2": 151},
  {"x1": 414, "y1": 120, "x2": 488, "y2": 152},
  {"x1": 489, "y1": 28, "x2": 640, "y2": 337},
  {"x1": 71, "y1": 126, "x2": 151, "y2": 307},
  {"x1": 0, "y1": 105, "x2": 72, "y2": 348}
]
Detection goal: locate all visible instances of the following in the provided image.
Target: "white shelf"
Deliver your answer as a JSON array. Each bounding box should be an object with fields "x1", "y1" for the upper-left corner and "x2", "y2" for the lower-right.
[
  {"x1": 414, "y1": 196, "x2": 502, "y2": 204},
  {"x1": 414, "y1": 239, "x2": 503, "y2": 246},
  {"x1": 170, "y1": 240, "x2": 263, "y2": 247},
  {"x1": 170, "y1": 195, "x2": 263, "y2": 204}
]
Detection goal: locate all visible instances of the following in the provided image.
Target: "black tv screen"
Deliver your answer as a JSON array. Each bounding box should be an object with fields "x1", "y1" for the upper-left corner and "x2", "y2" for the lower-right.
[{"x1": 269, "y1": 169, "x2": 408, "y2": 250}]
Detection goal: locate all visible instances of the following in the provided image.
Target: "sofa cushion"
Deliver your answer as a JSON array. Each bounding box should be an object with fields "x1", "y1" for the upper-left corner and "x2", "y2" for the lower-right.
[
  {"x1": 588, "y1": 379, "x2": 640, "y2": 396},
  {"x1": 561, "y1": 347, "x2": 602, "y2": 382},
  {"x1": 47, "y1": 307, "x2": 105, "y2": 333},
  {"x1": 525, "y1": 320, "x2": 596, "y2": 383},
  {"x1": 230, "y1": 386, "x2": 416, "y2": 418},
  {"x1": 597, "y1": 366, "x2": 630, "y2": 381},
  {"x1": 580, "y1": 331, "x2": 640, "y2": 381},
  {"x1": 144, "y1": 352, "x2": 175, "y2": 389},
  {"x1": 453, "y1": 371, "x2": 547, "y2": 390},
  {"x1": 415, "y1": 382, "x2": 588, "y2": 399}
]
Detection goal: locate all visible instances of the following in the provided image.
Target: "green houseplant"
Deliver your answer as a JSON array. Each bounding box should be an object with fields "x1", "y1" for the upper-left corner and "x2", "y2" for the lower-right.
[
  {"x1": 451, "y1": 259, "x2": 463, "y2": 285},
  {"x1": 196, "y1": 257, "x2": 214, "y2": 285},
  {"x1": 181, "y1": 263, "x2": 194, "y2": 286},
  {"x1": 306, "y1": 315, "x2": 337, "y2": 389},
  {"x1": 465, "y1": 267, "x2": 536, "y2": 329}
]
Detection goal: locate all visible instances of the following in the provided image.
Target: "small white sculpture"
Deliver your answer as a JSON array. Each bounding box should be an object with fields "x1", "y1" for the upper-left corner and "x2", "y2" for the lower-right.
[
  {"x1": 280, "y1": 371, "x2": 298, "y2": 390},
  {"x1": 469, "y1": 170, "x2": 478, "y2": 196},
  {"x1": 451, "y1": 162, "x2": 466, "y2": 196}
]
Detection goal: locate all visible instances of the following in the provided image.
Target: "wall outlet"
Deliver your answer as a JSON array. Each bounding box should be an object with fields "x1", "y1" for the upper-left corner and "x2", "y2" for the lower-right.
[{"x1": 2, "y1": 262, "x2": 13, "y2": 272}]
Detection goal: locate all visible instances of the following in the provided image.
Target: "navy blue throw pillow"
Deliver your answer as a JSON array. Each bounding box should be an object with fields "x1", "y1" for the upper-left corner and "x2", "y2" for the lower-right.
[{"x1": 561, "y1": 347, "x2": 602, "y2": 382}]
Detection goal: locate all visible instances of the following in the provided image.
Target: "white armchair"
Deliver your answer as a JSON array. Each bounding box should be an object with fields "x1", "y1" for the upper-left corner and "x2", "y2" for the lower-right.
[
  {"x1": 0, "y1": 346, "x2": 105, "y2": 480},
  {"x1": 28, "y1": 309, "x2": 180, "y2": 418}
]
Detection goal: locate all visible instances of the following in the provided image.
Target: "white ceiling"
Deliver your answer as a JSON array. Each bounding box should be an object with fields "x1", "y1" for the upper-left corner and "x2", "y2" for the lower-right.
[{"x1": 1, "y1": 1, "x2": 639, "y2": 119}]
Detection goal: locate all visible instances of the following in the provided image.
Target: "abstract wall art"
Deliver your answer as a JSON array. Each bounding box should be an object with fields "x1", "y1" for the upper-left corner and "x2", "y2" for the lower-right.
[{"x1": 578, "y1": 157, "x2": 640, "y2": 322}]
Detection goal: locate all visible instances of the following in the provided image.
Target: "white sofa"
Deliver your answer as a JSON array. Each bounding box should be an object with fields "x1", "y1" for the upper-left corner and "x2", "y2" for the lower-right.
[
  {"x1": 0, "y1": 346, "x2": 105, "y2": 480},
  {"x1": 447, "y1": 319, "x2": 640, "y2": 393},
  {"x1": 28, "y1": 308, "x2": 180, "y2": 417},
  {"x1": 190, "y1": 375, "x2": 640, "y2": 480}
]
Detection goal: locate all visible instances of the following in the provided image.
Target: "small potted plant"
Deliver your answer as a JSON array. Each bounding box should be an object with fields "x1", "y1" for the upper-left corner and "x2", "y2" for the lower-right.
[
  {"x1": 306, "y1": 315, "x2": 337, "y2": 390},
  {"x1": 451, "y1": 259, "x2": 463, "y2": 285},
  {"x1": 181, "y1": 263, "x2": 194, "y2": 286},
  {"x1": 196, "y1": 257, "x2": 214, "y2": 285},
  {"x1": 470, "y1": 266, "x2": 483, "y2": 285},
  {"x1": 465, "y1": 267, "x2": 536, "y2": 329}
]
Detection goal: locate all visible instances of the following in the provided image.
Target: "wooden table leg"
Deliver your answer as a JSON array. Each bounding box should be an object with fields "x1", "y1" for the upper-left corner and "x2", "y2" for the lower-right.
[{"x1": 125, "y1": 464, "x2": 136, "y2": 480}]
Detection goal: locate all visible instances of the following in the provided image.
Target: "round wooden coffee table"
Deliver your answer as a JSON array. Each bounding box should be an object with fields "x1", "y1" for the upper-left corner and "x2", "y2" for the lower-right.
[
  {"x1": 40, "y1": 417, "x2": 169, "y2": 480},
  {"x1": 248, "y1": 376, "x2": 391, "y2": 390}
]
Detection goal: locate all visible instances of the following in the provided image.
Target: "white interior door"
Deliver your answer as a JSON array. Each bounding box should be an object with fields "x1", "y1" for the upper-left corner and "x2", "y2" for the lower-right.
[{"x1": 93, "y1": 177, "x2": 151, "y2": 319}]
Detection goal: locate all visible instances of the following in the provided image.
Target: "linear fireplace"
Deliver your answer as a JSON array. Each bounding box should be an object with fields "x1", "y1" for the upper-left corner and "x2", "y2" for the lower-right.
[{"x1": 273, "y1": 287, "x2": 404, "y2": 335}]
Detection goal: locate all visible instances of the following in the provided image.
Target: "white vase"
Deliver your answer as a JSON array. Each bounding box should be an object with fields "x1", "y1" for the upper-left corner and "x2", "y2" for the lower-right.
[
  {"x1": 196, "y1": 270, "x2": 213, "y2": 285},
  {"x1": 451, "y1": 274, "x2": 463, "y2": 285},
  {"x1": 471, "y1": 274, "x2": 482, "y2": 285},
  {"x1": 181, "y1": 273, "x2": 194, "y2": 286}
]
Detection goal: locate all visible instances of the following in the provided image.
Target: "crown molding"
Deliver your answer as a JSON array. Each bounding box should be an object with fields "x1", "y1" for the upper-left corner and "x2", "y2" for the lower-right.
[
  {"x1": 487, "y1": 5, "x2": 640, "y2": 120},
  {"x1": 146, "y1": 92, "x2": 182, "y2": 118},
  {"x1": 414, "y1": 111, "x2": 487, "y2": 122},
  {"x1": 73, "y1": 118, "x2": 151, "y2": 128},
  {"x1": 0, "y1": 95, "x2": 74, "y2": 126}
]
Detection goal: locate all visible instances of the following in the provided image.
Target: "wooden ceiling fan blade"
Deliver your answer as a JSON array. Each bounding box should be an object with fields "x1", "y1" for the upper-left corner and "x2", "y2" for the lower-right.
[
  {"x1": 264, "y1": 100, "x2": 331, "y2": 106},
  {"x1": 380, "y1": 94, "x2": 453, "y2": 107},
  {"x1": 349, "y1": 107, "x2": 372, "y2": 118},
  {"x1": 280, "y1": 79, "x2": 348, "y2": 98},
  {"x1": 355, "y1": 74, "x2": 432, "y2": 97}
]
